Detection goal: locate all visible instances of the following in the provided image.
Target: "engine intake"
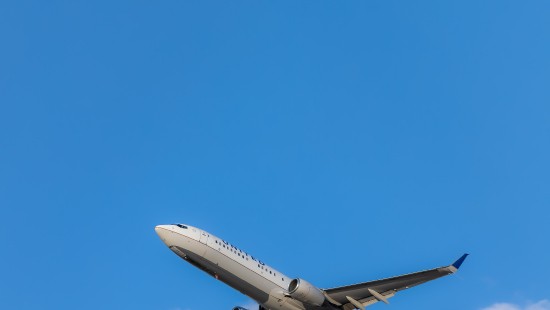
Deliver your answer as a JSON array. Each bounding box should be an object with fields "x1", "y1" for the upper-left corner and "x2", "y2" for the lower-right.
[{"x1": 288, "y1": 278, "x2": 325, "y2": 306}]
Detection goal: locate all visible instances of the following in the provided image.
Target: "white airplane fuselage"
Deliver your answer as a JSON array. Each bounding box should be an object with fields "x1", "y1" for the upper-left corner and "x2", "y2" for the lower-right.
[{"x1": 155, "y1": 224, "x2": 330, "y2": 310}]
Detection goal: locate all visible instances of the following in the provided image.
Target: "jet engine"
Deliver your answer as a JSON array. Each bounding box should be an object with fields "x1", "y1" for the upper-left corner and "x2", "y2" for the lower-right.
[{"x1": 288, "y1": 278, "x2": 326, "y2": 306}]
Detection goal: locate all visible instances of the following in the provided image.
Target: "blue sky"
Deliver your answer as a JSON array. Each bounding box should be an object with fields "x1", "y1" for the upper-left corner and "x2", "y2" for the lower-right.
[{"x1": 1, "y1": 1, "x2": 549, "y2": 310}]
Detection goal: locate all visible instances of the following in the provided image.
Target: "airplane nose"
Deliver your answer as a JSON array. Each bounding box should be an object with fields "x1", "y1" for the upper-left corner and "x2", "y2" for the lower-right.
[{"x1": 155, "y1": 225, "x2": 171, "y2": 243}]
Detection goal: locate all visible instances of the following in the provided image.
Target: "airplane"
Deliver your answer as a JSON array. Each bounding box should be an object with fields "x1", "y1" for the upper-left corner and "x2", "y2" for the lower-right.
[{"x1": 155, "y1": 223, "x2": 468, "y2": 310}]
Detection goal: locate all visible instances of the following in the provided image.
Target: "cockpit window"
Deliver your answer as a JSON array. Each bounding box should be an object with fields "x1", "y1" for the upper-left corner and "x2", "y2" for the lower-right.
[{"x1": 175, "y1": 224, "x2": 188, "y2": 229}]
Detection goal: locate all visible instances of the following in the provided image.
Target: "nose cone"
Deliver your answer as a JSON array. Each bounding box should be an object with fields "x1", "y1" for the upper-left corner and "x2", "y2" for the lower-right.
[{"x1": 155, "y1": 225, "x2": 172, "y2": 244}]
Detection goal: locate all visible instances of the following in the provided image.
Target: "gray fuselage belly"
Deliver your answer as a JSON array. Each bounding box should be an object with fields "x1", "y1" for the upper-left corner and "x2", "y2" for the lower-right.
[{"x1": 160, "y1": 227, "x2": 329, "y2": 310}]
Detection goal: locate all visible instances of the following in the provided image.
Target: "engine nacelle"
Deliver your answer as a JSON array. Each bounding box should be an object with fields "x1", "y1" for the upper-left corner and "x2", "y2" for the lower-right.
[{"x1": 288, "y1": 278, "x2": 326, "y2": 306}]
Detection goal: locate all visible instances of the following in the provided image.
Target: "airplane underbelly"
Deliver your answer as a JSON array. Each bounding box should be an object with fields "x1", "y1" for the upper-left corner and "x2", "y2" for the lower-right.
[
  {"x1": 189, "y1": 249, "x2": 272, "y2": 302},
  {"x1": 169, "y1": 236, "x2": 309, "y2": 310},
  {"x1": 171, "y1": 240, "x2": 273, "y2": 302}
]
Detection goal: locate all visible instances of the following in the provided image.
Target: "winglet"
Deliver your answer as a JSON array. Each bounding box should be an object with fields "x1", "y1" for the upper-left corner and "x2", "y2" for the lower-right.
[{"x1": 452, "y1": 253, "x2": 469, "y2": 269}]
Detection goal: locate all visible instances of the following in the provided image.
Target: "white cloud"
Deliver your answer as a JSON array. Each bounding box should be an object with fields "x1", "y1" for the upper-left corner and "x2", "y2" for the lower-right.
[
  {"x1": 526, "y1": 300, "x2": 550, "y2": 310},
  {"x1": 483, "y1": 300, "x2": 550, "y2": 310},
  {"x1": 482, "y1": 303, "x2": 520, "y2": 310}
]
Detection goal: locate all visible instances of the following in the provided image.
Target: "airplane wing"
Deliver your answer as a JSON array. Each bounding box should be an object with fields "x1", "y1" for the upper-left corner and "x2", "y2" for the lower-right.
[{"x1": 322, "y1": 254, "x2": 468, "y2": 310}]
